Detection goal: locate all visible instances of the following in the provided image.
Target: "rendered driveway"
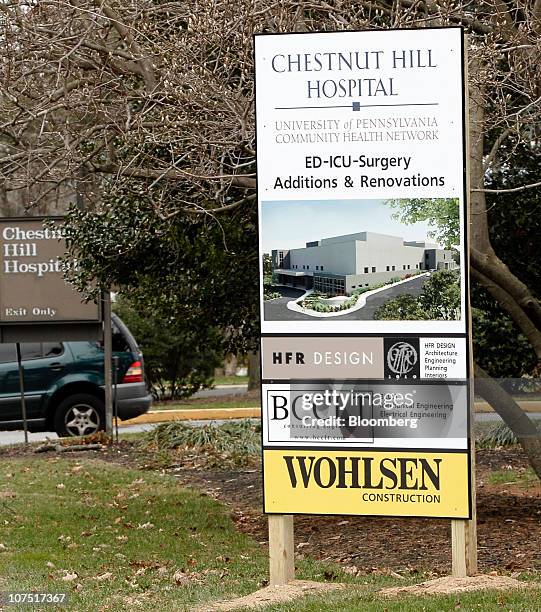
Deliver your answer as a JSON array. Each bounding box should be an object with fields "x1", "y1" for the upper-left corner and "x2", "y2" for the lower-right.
[
  {"x1": 263, "y1": 275, "x2": 428, "y2": 321},
  {"x1": 263, "y1": 287, "x2": 311, "y2": 321}
]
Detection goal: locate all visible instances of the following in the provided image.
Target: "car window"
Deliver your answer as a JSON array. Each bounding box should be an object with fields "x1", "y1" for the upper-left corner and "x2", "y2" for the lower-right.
[
  {"x1": 0, "y1": 344, "x2": 16, "y2": 364},
  {"x1": 112, "y1": 321, "x2": 131, "y2": 352},
  {"x1": 42, "y1": 343, "x2": 63, "y2": 357},
  {"x1": 21, "y1": 343, "x2": 42, "y2": 360},
  {"x1": 0, "y1": 343, "x2": 65, "y2": 362}
]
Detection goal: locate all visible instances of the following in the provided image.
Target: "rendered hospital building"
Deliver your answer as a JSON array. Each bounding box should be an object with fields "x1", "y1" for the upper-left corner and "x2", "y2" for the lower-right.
[{"x1": 271, "y1": 231, "x2": 458, "y2": 295}]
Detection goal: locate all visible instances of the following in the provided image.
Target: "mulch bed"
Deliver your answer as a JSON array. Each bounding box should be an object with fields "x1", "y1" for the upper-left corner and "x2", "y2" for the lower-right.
[
  {"x1": 1, "y1": 442, "x2": 539, "y2": 575},
  {"x1": 172, "y1": 448, "x2": 541, "y2": 575}
]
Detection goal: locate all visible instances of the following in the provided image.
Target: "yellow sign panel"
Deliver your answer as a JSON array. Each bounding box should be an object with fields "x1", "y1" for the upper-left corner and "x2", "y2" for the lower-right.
[{"x1": 263, "y1": 449, "x2": 470, "y2": 518}]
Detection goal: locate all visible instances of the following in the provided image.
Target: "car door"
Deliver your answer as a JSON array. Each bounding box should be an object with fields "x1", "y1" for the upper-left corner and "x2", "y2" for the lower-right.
[{"x1": 0, "y1": 342, "x2": 68, "y2": 422}]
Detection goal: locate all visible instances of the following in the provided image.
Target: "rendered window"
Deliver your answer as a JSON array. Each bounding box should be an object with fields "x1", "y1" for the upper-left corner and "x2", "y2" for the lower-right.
[
  {"x1": 364, "y1": 267, "x2": 368, "y2": 273},
  {"x1": 372, "y1": 267, "x2": 376, "y2": 273},
  {"x1": 386, "y1": 266, "x2": 390, "y2": 271}
]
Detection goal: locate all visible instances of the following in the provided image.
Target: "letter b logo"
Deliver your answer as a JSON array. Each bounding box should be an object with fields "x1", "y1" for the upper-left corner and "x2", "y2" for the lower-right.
[{"x1": 270, "y1": 393, "x2": 289, "y2": 420}]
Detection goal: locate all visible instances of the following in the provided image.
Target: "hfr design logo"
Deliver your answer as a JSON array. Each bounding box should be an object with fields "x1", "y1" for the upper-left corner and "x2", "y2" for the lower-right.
[{"x1": 386, "y1": 341, "x2": 419, "y2": 378}]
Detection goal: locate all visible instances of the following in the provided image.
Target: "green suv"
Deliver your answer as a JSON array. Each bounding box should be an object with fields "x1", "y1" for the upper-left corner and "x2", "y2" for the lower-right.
[{"x1": 0, "y1": 314, "x2": 152, "y2": 436}]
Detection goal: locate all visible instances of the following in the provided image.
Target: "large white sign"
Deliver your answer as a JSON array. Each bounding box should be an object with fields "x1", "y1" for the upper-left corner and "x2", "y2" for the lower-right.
[{"x1": 255, "y1": 28, "x2": 467, "y2": 335}]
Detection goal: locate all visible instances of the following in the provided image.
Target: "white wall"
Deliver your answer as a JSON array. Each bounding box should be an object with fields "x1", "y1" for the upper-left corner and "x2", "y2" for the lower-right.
[
  {"x1": 355, "y1": 234, "x2": 425, "y2": 274},
  {"x1": 289, "y1": 241, "x2": 357, "y2": 275}
]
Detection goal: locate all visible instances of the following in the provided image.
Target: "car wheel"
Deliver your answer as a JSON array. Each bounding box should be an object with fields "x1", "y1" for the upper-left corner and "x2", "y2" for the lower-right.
[{"x1": 54, "y1": 394, "x2": 105, "y2": 437}]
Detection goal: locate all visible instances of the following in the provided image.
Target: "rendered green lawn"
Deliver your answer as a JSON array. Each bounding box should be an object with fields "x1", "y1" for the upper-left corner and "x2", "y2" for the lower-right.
[{"x1": 0, "y1": 458, "x2": 539, "y2": 611}]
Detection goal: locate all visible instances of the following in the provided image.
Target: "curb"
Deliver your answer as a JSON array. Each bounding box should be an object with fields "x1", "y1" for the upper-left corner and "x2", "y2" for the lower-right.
[
  {"x1": 119, "y1": 401, "x2": 541, "y2": 426},
  {"x1": 119, "y1": 407, "x2": 260, "y2": 426}
]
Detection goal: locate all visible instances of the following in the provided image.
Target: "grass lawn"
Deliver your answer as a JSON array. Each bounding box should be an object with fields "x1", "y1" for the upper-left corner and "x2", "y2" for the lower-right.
[
  {"x1": 153, "y1": 391, "x2": 259, "y2": 412},
  {"x1": 0, "y1": 458, "x2": 270, "y2": 611},
  {"x1": 487, "y1": 467, "x2": 538, "y2": 487},
  {"x1": 234, "y1": 584, "x2": 541, "y2": 611},
  {"x1": 0, "y1": 458, "x2": 539, "y2": 611},
  {"x1": 212, "y1": 375, "x2": 249, "y2": 386}
]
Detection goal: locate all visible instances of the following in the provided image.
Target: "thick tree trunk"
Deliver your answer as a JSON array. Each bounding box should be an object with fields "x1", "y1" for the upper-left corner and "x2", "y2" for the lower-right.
[
  {"x1": 468, "y1": 59, "x2": 541, "y2": 349},
  {"x1": 468, "y1": 59, "x2": 541, "y2": 479},
  {"x1": 475, "y1": 364, "x2": 541, "y2": 478}
]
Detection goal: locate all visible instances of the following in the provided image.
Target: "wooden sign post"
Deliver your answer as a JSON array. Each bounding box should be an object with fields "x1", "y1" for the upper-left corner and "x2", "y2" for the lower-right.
[
  {"x1": 268, "y1": 515, "x2": 295, "y2": 586},
  {"x1": 451, "y1": 33, "x2": 477, "y2": 578}
]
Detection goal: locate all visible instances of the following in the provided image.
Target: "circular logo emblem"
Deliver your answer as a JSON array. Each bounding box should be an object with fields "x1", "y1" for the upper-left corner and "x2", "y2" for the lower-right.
[{"x1": 387, "y1": 341, "x2": 418, "y2": 376}]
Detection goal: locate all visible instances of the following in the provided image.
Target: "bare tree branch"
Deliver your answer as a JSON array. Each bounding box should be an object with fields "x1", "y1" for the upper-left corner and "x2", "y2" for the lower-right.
[{"x1": 473, "y1": 181, "x2": 541, "y2": 194}]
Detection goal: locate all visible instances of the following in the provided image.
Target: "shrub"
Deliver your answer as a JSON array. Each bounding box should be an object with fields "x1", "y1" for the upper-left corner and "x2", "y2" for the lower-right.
[
  {"x1": 114, "y1": 295, "x2": 222, "y2": 400},
  {"x1": 478, "y1": 423, "x2": 518, "y2": 448},
  {"x1": 374, "y1": 270, "x2": 460, "y2": 321},
  {"x1": 302, "y1": 279, "x2": 399, "y2": 313},
  {"x1": 263, "y1": 282, "x2": 281, "y2": 300},
  {"x1": 374, "y1": 294, "x2": 429, "y2": 320},
  {"x1": 139, "y1": 420, "x2": 261, "y2": 468}
]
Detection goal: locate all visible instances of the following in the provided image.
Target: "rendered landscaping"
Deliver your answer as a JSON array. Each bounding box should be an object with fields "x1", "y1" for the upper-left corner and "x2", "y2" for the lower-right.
[{"x1": 295, "y1": 272, "x2": 424, "y2": 315}]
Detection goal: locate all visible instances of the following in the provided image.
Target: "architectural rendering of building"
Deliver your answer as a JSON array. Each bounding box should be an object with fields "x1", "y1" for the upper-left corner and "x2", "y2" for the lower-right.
[{"x1": 271, "y1": 231, "x2": 458, "y2": 295}]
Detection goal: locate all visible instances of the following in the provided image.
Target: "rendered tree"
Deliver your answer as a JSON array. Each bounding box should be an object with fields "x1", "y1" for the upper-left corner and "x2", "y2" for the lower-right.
[{"x1": 0, "y1": 0, "x2": 540, "y2": 473}]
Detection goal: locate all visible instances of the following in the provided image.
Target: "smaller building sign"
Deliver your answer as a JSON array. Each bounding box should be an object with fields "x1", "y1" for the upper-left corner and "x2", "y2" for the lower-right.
[
  {"x1": 263, "y1": 449, "x2": 470, "y2": 518},
  {"x1": 0, "y1": 218, "x2": 100, "y2": 327},
  {"x1": 261, "y1": 336, "x2": 466, "y2": 380}
]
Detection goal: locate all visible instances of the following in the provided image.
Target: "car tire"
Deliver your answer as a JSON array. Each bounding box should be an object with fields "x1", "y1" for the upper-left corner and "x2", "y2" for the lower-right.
[{"x1": 54, "y1": 394, "x2": 105, "y2": 437}]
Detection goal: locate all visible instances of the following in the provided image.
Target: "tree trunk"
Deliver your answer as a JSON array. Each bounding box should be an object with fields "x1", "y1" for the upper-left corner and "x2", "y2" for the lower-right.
[
  {"x1": 475, "y1": 364, "x2": 541, "y2": 478},
  {"x1": 468, "y1": 58, "x2": 541, "y2": 479},
  {"x1": 247, "y1": 350, "x2": 260, "y2": 391},
  {"x1": 224, "y1": 353, "x2": 238, "y2": 377}
]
